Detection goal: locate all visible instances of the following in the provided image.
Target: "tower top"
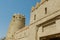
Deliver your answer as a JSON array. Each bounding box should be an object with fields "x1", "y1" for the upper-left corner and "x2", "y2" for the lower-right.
[{"x1": 13, "y1": 13, "x2": 25, "y2": 18}]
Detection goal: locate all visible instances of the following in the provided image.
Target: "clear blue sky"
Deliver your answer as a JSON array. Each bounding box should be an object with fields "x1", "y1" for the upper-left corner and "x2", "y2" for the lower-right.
[{"x1": 0, "y1": 0, "x2": 40, "y2": 38}]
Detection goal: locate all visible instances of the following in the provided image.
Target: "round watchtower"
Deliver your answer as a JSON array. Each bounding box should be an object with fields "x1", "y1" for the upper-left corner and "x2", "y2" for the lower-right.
[
  {"x1": 6, "y1": 14, "x2": 25, "y2": 40},
  {"x1": 12, "y1": 14, "x2": 25, "y2": 31}
]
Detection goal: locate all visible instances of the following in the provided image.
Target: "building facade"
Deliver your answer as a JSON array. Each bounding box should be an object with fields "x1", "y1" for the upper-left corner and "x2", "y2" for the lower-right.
[{"x1": 6, "y1": 0, "x2": 60, "y2": 40}]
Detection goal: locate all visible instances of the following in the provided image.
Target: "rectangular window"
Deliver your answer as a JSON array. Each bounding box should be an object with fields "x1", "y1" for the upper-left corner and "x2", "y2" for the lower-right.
[
  {"x1": 45, "y1": 7, "x2": 47, "y2": 14},
  {"x1": 34, "y1": 15, "x2": 36, "y2": 20},
  {"x1": 46, "y1": 0, "x2": 48, "y2": 1}
]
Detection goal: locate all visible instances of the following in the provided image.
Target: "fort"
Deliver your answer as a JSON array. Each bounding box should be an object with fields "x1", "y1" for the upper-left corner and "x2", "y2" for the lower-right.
[{"x1": 6, "y1": 0, "x2": 60, "y2": 40}]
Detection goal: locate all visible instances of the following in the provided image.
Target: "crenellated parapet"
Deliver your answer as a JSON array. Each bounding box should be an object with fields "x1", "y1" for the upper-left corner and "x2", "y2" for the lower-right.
[
  {"x1": 31, "y1": 6, "x2": 35, "y2": 12},
  {"x1": 31, "y1": 2, "x2": 40, "y2": 12},
  {"x1": 31, "y1": 0, "x2": 47, "y2": 12},
  {"x1": 35, "y1": 2, "x2": 40, "y2": 9}
]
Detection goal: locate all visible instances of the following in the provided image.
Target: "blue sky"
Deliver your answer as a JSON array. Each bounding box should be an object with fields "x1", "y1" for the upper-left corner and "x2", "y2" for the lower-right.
[{"x1": 0, "y1": 0, "x2": 40, "y2": 38}]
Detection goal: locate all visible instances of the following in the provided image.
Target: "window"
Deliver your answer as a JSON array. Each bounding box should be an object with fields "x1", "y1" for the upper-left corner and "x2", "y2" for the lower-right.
[
  {"x1": 45, "y1": 7, "x2": 47, "y2": 14},
  {"x1": 13, "y1": 16, "x2": 15, "y2": 18},
  {"x1": 34, "y1": 15, "x2": 36, "y2": 20},
  {"x1": 19, "y1": 17, "x2": 21, "y2": 18},
  {"x1": 12, "y1": 35, "x2": 13, "y2": 37},
  {"x1": 46, "y1": 0, "x2": 48, "y2": 1}
]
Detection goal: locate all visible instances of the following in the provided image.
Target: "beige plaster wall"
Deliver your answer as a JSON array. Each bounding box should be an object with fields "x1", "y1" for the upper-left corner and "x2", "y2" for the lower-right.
[{"x1": 30, "y1": 0, "x2": 60, "y2": 24}]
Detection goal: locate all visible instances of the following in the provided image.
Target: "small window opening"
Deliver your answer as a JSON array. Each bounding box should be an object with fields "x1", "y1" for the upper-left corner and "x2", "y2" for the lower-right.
[
  {"x1": 46, "y1": 0, "x2": 48, "y2": 1},
  {"x1": 19, "y1": 17, "x2": 21, "y2": 18},
  {"x1": 34, "y1": 15, "x2": 36, "y2": 20},
  {"x1": 45, "y1": 7, "x2": 47, "y2": 14},
  {"x1": 13, "y1": 16, "x2": 15, "y2": 18}
]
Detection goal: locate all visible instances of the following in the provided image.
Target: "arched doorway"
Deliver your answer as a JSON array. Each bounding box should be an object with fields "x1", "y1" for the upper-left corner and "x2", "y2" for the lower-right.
[
  {"x1": 40, "y1": 33, "x2": 60, "y2": 40},
  {"x1": 50, "y1": 37, "x2": 60, "y2": 40}
]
